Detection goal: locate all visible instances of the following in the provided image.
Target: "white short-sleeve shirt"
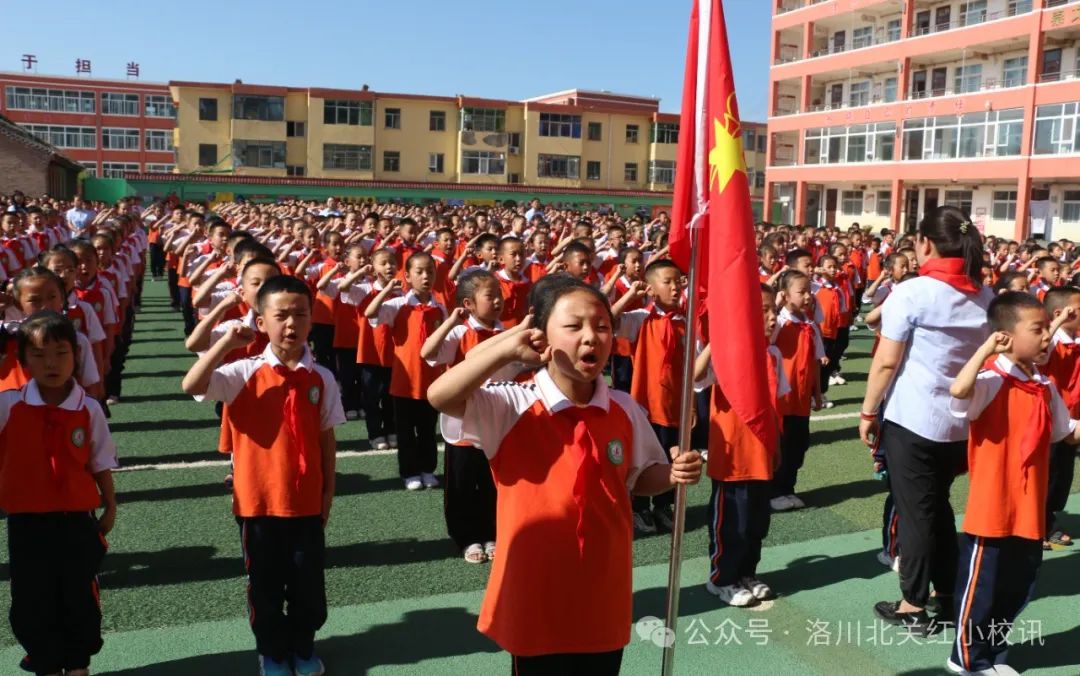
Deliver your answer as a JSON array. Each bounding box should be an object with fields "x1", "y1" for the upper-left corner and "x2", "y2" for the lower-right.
[{"x1": 881, "y1": 275, "x2": 993, "y2": 442}]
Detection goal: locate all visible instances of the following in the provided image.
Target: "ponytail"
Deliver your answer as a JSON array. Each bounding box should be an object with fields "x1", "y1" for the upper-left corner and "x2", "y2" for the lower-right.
[{"x1": 917, "y1": 205, "x2": 984, "y2": 288}]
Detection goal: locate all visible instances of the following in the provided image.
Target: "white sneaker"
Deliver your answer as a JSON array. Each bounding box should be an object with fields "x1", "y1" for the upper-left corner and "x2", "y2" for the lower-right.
[
  {"x1": 357, "y1": 408, "x2": 366, "y2": 419},
  {"x1": 421, "y1": 472, "x2": 440, "y2": 488},
  {"x1": 828, "y1": 374, "x2": 841, "y2": 386},
  {"x1": 892, "y1": 555, "x2": 901, "y2": 573},
  {"x1": 371, "y1": 436, "x2": 389, "y2": 451},
  {"x1": 787, "y1": 494, "x2": 805, "y2": 509},
  {"x1": 345, "y1": 409, "x2": 359, "y2": 421},
  {"x1": 740, "y1": 576, "x2": 774, "y2": 600},
  {"x1": 876, "y1": 550, "x2": 895, "y2": 569},
  {"x1": 404, "y1": 476, "x2": 423, "y2": 491},
  {"x1": 770, "y1": 496, "x2": 795, "y2": 512},
  {"x1": 106, "y1": 395, "x2": 120, "y2": 405},
  {"x1": 832, "y1": 374, "x2": 847, "y2": 385},
  {"x1": 388, "y1": 434, "x2": 398, "y2": 447},
  {"x1": 821, "y1": 397, "x2": 836, "y2": 409},
  {"x1": 705, "y1": 580, "x2": 756, "y2": 607}
]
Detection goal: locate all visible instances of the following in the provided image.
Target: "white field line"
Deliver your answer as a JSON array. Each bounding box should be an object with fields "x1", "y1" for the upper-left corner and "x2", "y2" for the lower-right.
[{"x1": 115, "y1": 412, "x2": 860, "y2": 474}]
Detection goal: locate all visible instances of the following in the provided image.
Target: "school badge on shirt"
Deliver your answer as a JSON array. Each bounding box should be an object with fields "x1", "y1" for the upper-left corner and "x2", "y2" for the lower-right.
[
  {"x1": 71, "y1": 427, "x2": 86, "y2": 448},
  {"x1": 606, "y1": 439, "x2": 624, "y2": 465},
  {"x1": 307, "y1": 385, "x2": 321, "y2": 405}
]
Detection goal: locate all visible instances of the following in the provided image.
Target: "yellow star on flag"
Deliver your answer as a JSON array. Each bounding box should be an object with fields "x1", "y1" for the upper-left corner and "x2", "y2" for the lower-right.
[{"x1": 708, "y1": 94, "x2": 747, "y2": 194}]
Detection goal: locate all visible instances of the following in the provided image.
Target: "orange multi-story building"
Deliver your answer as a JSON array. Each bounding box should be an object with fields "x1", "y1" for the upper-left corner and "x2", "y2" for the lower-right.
[
  {"x1": 766, "y1": 0, "x2": 1080, "y2": 240},
  {"x1": 0, "y1": 72, "x2": 176, "y2": 179}
]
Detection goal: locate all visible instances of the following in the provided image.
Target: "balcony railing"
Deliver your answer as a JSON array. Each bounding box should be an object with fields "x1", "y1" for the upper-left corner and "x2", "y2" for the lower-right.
[
  {"x1": 1045, "y1": 0, "x2": 1078, "y2": 8},
  {"x1": 777, "y1": 1, "x2": 804, "y2": 14},
  {"x1": 1039, "y1": 69, "x2": 1080, "y2": 83},
  {"x1": 912, "y1": 7, "x2": 1030, "y2": 36},
  {"x1": 809, "y1": 30, "x2": 900, "y2": 58}
]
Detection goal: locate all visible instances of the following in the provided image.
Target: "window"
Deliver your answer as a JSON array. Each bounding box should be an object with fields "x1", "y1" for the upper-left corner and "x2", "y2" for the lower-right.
[
  {"x1": 233, "y1": 140, "x2": 286, "y2": 168},
  {"x1": 757, "y1": 136, "x2": 766, "y2": 153},
  {"x1": 143, "y1": 95, "x2": 176, "y2": 118},
  {"x1": 849, "y1": 81, "x2": 870, "y2": 107},
  {"x1": 146, "y1": 164, "x2": 175, "y2": 172},
  {"x1": 22, "y1": 124, "x2": 96, "y2": 149},
  {"x1": 101, "y1": 92, "x2": 139, "y2": 116},
  {"x1": 199, "y1": 98, "x2": 218, "y2": 121},
  {"x1": 383, "y1": 151, "x2": 400, "y2": 172},
  {"x1": 537, "y1": 154, "x2": 580, "y2": 179},
  {"x1": 286, "y1": 165, "x2": 305, "y2": 177},
  {"x1": 429, "y1": 111, "x2": 446, "y2": 132},
  {"x1": 841, "y1": 190, "x2": 864, "y2": 216},
  {"x1": 624, "y1": 162, "x2": 638, "y2": 181},
  {"x1": 626, "y1": 124, "x2": 639, "y2": 143},
  {"x1": 101, "y1": 162, "x2": 139, "y2": 178},
  {"x1": 852, "y1": 26, "x2": 873, "y2": 50},
  {"x1": 954, "y1": 64, "x2": 983, "y2": 94},
  {"x1": 586, "y1": 161, "x2": 601, "y2": 180},
  {"x1": 462, "y1": 108, "x2": 505, "y2": 132},
  {"x1": 5, "y1": 86, "x2": 95, "y2": 113},
  {"x1": 1008, "y1": 0, "x2": 1032, "y2": 14},
  {"x1": 1034, "y1": 102, "x2": 1080, "y2": 155},
  {"x1": 1063, "y1": 190, "x2": 1080, "y2": 222},
  {"x1": 876, "y1": 191, "x2": 891, "y2": 216},
  {"x1": 1003, "y1": 56, "x2": 1027, "y2": 88},
  {"x1": 323, "y1": 100, "x2": 372, "y2": 125},
  {"x1": 960, "y1": 0, "x2": 987, "y2": 26},
  {"x1": 992, "y1": 191, "x2": 1017, "y2": 220},
  {"x1": 886, "y1": 18, "x2": 902, "y2": 42},
  {"x1": 651, "y1": 122, "x2": 679, "y2": 144},
  {"x1": 145, "y1": 129, "x2": 173, "y2": 152},
  {"x1": 944, "y1": 190, "x2": 974, "y2": 214},
  {"x1": 323, "y1": 144, "x2": 372, "y2": 170},
  {"x1": 384, "y1": 108, "x2": 401, "y2": 129},
  {"x1": 587, "y1": 121, "x2": 602, "y2": 141},
  {"x1": 648, "y1": 160, "x2": 676, "y2": 184},
  {"x1": 429, "y1": 153, "x2": 444, "y2": 173},
  {"x1": 101, "y1": 128, "x2": 139, "y2": 150},
  {"x1": 539, "y1": 113, "x2": 582, "y2": 138},
  {"x1": 461, "y1": 151, "x2": 505, "y2": 174},
  {"x1": 803, "y1": 122, "x2": 896, "y2": 164},
  {"x1": 903, "y1": 109, "x2": 1023, "y2": 160},
  {"x1": 198, "y1": 144, "x2": 218, "y2": 166},
  {"x1": 744, "y1": 130, "x2": 757, "y2": 152},
  {"x1": 232, "y1": 95, "x2": 284, "y2": 121},
  {"x1": 80, "y1": 163, "x2": 97, "y2": 177},
  {"x1": 883, "y1": 78, "x2": 898, "y2": 103},
  {"x1": 755, "y1": 172, "x2": 766, "y2": 189},
  {"x1": 286, "y1": 121, "x2": 306, "y2": 137}
]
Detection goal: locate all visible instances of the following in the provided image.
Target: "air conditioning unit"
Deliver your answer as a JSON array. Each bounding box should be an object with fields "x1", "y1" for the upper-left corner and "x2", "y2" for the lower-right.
[
  {"x1": 462, "y1": 131, "x2": 476, "y2": 146},
  {"x1": 509, "y1": 145, "x2": 520, "y2": 155}
]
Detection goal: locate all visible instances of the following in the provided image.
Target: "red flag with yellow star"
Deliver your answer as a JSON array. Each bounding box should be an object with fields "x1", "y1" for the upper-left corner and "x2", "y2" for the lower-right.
[{"x1": 669, "y1": 0, "x2": 778, "y2": 457}]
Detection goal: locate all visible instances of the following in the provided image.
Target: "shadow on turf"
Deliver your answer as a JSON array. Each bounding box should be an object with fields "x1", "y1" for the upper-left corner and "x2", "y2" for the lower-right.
[
  {"x1": 99, "y1": 607, "x2": 500, "y2": 676},
  {"x1": 115, "y1": 471, "x2": 409, "y2": 505},
  {"x1": 110, "y1": 418, "x2": 220, "y2": 433},
  {"x1": 124, "y1": 369, "x2": 188, "y2": 379}
]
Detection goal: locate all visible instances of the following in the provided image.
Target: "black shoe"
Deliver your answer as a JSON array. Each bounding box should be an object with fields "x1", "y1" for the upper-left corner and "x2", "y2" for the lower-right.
[
  {"x1": 19, "y1": 655, "x2": 32, "y2": 673},
  {"x1": 873, "y1": 600, "x2": 940, "y2": 636}
]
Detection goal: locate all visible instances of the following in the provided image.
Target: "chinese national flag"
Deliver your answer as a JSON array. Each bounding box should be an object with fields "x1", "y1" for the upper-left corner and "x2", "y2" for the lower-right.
[{"x1": 669, "y1": 0, "x2": 778, "y2": 456}]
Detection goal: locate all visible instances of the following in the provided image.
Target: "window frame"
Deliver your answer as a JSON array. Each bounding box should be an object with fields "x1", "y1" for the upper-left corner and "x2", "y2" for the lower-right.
[
  {"x1": 840, "y1": 190, "x2": 864, "y2": 216},
  {"x1": 144, "y1": 129, "x2": 174, "y2": 152},
  {"x1": 537, "y1": 153, "x2": 581, "y2": 179},
  {"x1": 101, "y1": 127, "x2": 140, "y2": 151},
  {"x1": 232, "y1": 94, "x2": 285, "y2": 122},
  {"x1": 384, "y1": 108, "x2": 402, "y2": 130},
  {"x1": 383, "y1": 150, "x2": 401, "y2": 172},
  {"x1": 625, "y1": 124, "x2": 639, "y2": 144},
  {"x1": 322, "y1": 144, "x2": 373, "y2": 171},
  {"x1": 428, "y1": 152, "x2": 445, "y2": 174},
  {"x1": 429, "y1": 110, "x2": 446, "y2": 132},
  {"x1": 101, "y1": 92, "x2": 140, "y2": 117},
  {"x1": 461, "y1": 150, "x2": 506, "y2": 175},
  {"x1": 538, "y1": 113, "x2": 582, "y2": 139},
  {"x1": 198, "y1": 98, "x2": 218, "y2": 121}
]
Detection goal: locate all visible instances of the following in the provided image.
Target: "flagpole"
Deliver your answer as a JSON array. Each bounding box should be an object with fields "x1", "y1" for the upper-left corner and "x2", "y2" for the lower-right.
[{"x1": 661, "y1": 221, "x2": 702, "y2": 676}]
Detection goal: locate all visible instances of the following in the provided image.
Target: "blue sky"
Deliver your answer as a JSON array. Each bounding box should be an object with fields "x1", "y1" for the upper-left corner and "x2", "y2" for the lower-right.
[{"x1": 0, "y1": 0, "x2": 772, "y2": 120}]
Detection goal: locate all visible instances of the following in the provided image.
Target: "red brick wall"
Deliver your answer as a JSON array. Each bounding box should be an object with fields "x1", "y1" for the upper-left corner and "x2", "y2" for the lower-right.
[{"x1": 0, "y1": 134, "x2": 50, "y2": 195}]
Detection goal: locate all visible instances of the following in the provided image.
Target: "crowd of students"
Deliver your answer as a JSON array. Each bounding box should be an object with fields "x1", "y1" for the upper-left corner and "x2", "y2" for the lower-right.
[{"x1": 0, "y1": 190, "x2": 1075, "y2": 675}]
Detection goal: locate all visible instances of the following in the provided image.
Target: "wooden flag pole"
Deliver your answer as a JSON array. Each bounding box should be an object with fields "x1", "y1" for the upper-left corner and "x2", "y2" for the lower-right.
[{"x1": 660, "y1": 222, "x2": 703, "y2": 676}]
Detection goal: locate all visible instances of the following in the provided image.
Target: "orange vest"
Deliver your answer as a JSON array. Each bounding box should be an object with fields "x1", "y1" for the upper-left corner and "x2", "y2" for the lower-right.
[
  {"x1": 497, "y1": 272, "x2": 531, "y2": 329},
  {"x1": 629, "y1": 306, "x2": 685, "y2": 428},
  {"x1": 775, "y1": 318, "x2": 816, "y2": 417},
  {"x1": 1043, "y1": 339, "x2": 1080, "y2": 417},
  {"x1": 355, "y1": 286, "x2": 396, "y2": 367},
  {"x1": 814, "y1": 283, "x2": 842, "y2": 340},
  {"x1": 388, "y1": 303, "x2": 446, "y2": 399},
  {"x1": 866, "y1": 251, "x2": 883, "y2": 282}
]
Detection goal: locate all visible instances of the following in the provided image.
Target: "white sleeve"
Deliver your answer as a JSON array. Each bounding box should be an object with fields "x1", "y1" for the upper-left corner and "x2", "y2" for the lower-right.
[
  {"x1": 949, "y1": 371, "x2": 1002, "y2": 421},
  {"x1": 1049, "y1": 383, "x2": 1077, "y2": 443},
  {"x1": 426, "y1": 324, "x2": 465, "y2": 367},
  {"x1": 321, "y1": 278, "x2": 341, "y2": 300},
  {"x1": 101, "y1": 292, "x2": 118, "y2": 326},
  {"x1": 772, "y1": 345, "x2": 791, "y2": 399},
  {"x1": 317, "y1": 367, "x2": 347, "y2": 430},
  {"x1": 77, "y1": 333, "x2": 99, "y2": 386},
  {"x1": 82, "y1": 305, "x2": 106, "y2": 344},
  {"x1": 615, "y1": 309, "x2": 649, "y2": 340},
  {"x1": 370, "y1": 296, "x2": 404, "y2": 328},
  {"x1": 443, "y1": 382, "x2": 537, "y2": 458},
  {"x1": 203, "y1": 359, "x2": 259, "y2": 405},
  {"x1": 880, "y1": 283, "x2": 915, "y2": 343},
  {"x1": 812, "y1": 325, "x2": 826, "y2": 360},
  {"x1": 86, "y1": 398, "x2": 119, "y2": 472},
  {"x1": 611, "y1": 391, "x2": 668, "y2": 490}
]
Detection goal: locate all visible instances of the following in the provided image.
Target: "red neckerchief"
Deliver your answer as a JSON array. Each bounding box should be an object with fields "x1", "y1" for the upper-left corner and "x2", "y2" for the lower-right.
[
  {"x1": 561, "y1": 405, "x2": 617, "y2": 557},
  {"x1": 272, "y1": 363, "x2": 316, "y2": 490},
  {"x1": 919, "y1": 258, "x2": 979, "y2": 294},
  {"x1": 647, "y1": 302, "x2": 686, "y2": 385},
  {"x1": 986, "y1": 360, "x2": 1050, "y2": 478},
  {"x1": 413, "y1": 299, "x2": 442, "y2": 344}
]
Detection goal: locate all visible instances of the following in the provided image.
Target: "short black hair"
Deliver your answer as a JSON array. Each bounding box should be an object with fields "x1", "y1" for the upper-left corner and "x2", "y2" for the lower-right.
[
  {"x1": 13, "y1": 266, "x2": 65, "y2": 300},
  {"x1": 530, "y1": 273, "x2": 612, "y2": 333},
  {"x1": 475, "y1": 233, "x2": 499, "y2": 251},
  {"x1": 994, "y1": 271, "x2": 1028, "y2": 294},
  {"x1": 562, "y1": 241, "x2": 592, "y2": 260},
  {"x1": 455, "y1": 269, "x2": 500, "y2": 306},
  {"x1": 405, "y1": 251, "x2": 434, "y2": 272},
  {"x1": 241, "y1": 256, "x2": 281, "y2": 280},
  {"x1": 778, "y1": 269, "x2": 809, "y2": 292},
  {"x1": 255, "y1": 274, "x2": 311, "y2": 314},
  {"x1": 17, "y1": 310, "x2": 77, "y2": 365},
  {"x1": 644, "y1": 258, "x2": 682, "y2": 280},
  {"x1": 1035, "y1": 256, "x2": 1060, "y2": 271},
  {"x1": 988, "y1": 291, "x2": 1045, "y2": 332},
  {"x1": 1044, "y1": 285, "x2": 1080, "y2": 316},
  {"x1": 498, "y1": 236, "x2": 523, "y2": 254},
  {"x1": 784, "y1": 248, "x2": 813, "y2": 267},
  {"x1": 618, "y1": 246, "x2": 642, "y2": 265},
  {"x1": 233, "y1": 239, "x2": 273, "y2": 262},
  {"x1": 39, "y1": 245, "x2": 78, "y2": 268}
]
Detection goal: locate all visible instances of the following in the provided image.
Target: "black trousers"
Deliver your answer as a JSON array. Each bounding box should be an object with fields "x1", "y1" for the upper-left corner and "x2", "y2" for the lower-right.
[
  {"x1": 1046, "y1": 440, "x2": 1076, "y2": 534},
  {"x1": 444, "y1": 443, "x2": 497, "y2": 550},
  {"x1": 881, "y1": 489, "x2": 900, "y2": 559},
  {"x1": 359, "y1": 365, "x2": 394, "y2": 440},
  {"x1": 149, "y1": 242, "x2": 165, "y2": 278},
  {"x1": 8, "y1": 512, "x2": 106, "y2": 675},
  {"x1": 707, "y1": 479, "x2": 771, "y2": 586},
  {"x1": 820, "y1": 337, "x2": 838, "y2": 393},
  {"x1": 511, "y1": 648, "x2": 623, "y2": 676},
  {"x1": 610, "y1": 355, "x2": 633, "y2": 393},
  {"x1": 773, "y1": 415, "x2": 810, "y2": 497},
  {"x1": 167, "y1": 267, "x2": 180, "y2": 308},
  {"x1": 632, "y1": 424, "x2": 675, "y2": 512},
  {"x1": 881, "y1": 420, "x2": 967, "y2": 608},
  {"x1": 309, "y1": 324, "x2": 336, "y2": 375},
  {"x1": 950, "y1": 534, "x2": 1041, "y2": 672},
  {"x1": 238, "y1": 516, "x2": 326, "y2": 663},
  {"x1": 394, "y1": 396, "x2": 439, "y2": 478},
  {"x1": 178, "y1": 285, "x2": 196, "y2": 336},
  {"x1": 835, "y1": 325, "x2": 851, "y2": 364},
  {"x1": 334, "y1": 347, "x2": 362, "y2": 412}
]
